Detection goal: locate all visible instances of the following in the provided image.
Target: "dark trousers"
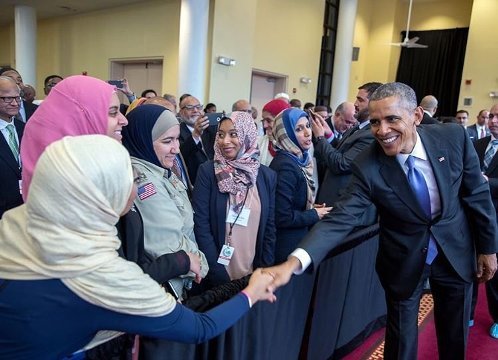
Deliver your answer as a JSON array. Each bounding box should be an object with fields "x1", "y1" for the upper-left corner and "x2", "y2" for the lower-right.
[
  {"x1": 486, "y1": 272, "x2": 498, "y2": 323},
  {"x1": 384, "y1": 253, "x2": 472, "y2": 360}
]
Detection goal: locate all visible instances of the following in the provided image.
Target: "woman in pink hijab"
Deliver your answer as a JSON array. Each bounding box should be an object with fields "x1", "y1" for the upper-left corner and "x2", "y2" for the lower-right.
[
  {"x1": 18, "y1": 75, "x2": 202, "y2": 358},
  {"x1": 21, "y1": 75, "x2": 127, "y2": 200}
]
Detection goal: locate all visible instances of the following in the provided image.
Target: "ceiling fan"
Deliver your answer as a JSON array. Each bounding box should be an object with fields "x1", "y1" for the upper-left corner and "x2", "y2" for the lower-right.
[{"x1": 391, "y1": 0, "x2": 428, "y2": 48}]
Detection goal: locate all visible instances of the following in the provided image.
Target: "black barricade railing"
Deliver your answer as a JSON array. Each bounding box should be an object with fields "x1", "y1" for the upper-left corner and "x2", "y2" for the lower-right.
[
  {"x1": 183, "y1": 222, "x2": 380, "y2": 312},
  {"x1": 153, "y1": 223, "x2": 383, "y2": 360}
]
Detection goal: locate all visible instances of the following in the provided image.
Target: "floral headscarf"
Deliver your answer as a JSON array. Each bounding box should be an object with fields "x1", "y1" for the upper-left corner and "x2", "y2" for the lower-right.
[{"x1": 213, "y1": 111, "x2": 260, "y2": 212}]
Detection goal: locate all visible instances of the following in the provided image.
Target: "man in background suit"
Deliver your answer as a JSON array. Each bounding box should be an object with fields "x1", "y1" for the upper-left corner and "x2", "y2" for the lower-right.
[
  {"x1": 267, "y1": 82, "x2": 498, "y2": 359},
  {"x1": 313, "y1": 82, "x2": 381, "y2": 205},
  {"x1": 473, "y1": 103, "x2": 498, "y2": 339},
  {"x1": 0, "y1": 67, "x2": 37, "y2": 122},
  {"x1": 315, "y1": 102, "x2": 357, "y2": 148},
  {"x1": 0, "y1": 76, "x2": 25, "y2": 218},
  {"x1": 177, "y1": 95, "x2": 216, "y2": 184},
  {"x1": 419, "y1": 95, "x2": 440, "y2": 124},
  {"x1": 467, "y1": 109, "x2": 490, "y2": 142}
]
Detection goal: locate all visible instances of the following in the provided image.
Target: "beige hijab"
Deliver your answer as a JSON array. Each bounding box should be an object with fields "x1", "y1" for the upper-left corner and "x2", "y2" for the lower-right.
[{"x1": 0, "y1": 135, "x2": 176, "y2": 317}]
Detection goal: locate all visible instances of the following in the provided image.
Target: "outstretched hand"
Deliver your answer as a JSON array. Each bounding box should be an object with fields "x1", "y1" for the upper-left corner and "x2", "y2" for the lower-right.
[
  {"x1": 243, "y1": 268, "x2": 277, "y2": 304},
  {"x1": 263, "y1": 256, "x2": 302, "y2": 293},
  {"x1": 477, "y1": 253, "x2": 497, "y2": 282}
]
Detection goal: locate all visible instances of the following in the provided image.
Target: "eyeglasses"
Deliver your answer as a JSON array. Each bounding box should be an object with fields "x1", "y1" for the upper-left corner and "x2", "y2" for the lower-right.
[
  {"x1": 238, "y1": 109, "x2": 253, "y2": 114},
  {"x1": 489, "y1": 113, "x2": 498, "y2": 120},
  {"x1": 181, "y1": 104, "x2": 203, "y2": 111},
  {"x1": 0, "y1": 96, "x2": 22, "y2": 104}
]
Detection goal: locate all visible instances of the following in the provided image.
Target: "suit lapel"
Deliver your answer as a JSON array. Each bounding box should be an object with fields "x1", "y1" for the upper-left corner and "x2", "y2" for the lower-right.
[
  {"x1": 0, "y1": 133, "x2": 20, "y2": 173},
  {"x1": 379, "y1": 153, "x2": 426, "y2": 219},
  {"x1": 216, "y1": 185, "x2": 229, "y2": 246}
]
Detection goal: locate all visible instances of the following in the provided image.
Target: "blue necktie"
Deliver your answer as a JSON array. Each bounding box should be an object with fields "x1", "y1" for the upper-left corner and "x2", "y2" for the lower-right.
[{"x1": 406, "y1": 156, "x2": 438, "y2": 264}]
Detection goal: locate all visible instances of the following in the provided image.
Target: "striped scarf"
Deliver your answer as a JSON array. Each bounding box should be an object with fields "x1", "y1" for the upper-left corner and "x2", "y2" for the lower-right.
[{"x1": 272, "y1": 108, "x2": 315, "y2": 209}]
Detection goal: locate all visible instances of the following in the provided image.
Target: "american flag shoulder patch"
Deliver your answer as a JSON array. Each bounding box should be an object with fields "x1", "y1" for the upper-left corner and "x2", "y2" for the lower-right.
[{"x1": 137, "y1": 182, "x2": 157, "y2": 200}]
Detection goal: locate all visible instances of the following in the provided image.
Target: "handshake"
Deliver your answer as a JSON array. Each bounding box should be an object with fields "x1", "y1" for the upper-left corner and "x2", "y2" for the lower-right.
[{"x1": 242, "y1": 257, "x2": 302, "y2": 305}]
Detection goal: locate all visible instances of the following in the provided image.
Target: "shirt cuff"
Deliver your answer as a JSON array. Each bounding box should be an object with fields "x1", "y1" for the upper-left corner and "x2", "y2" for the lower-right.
[
  {"x1": 240, "y1": 290, "x2": 253, "y2": 308},
  {"x1": 289, "y1": 248, "x2": 311, "y2": 275}
]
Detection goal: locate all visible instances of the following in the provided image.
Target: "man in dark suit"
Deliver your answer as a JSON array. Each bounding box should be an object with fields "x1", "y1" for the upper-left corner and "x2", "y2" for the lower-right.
[
  {"x1": 419, "y1": 95, "x2": 440, "y2": 124},
  {"x1": 467, "y1": 109, "x2": 490, "y2": 142},
  {"x1": 314, "y1": 82, "x2": 381, "y2": 206},
  {"x1": 0, "y1": 76, "x2": 25, "y2": 218},
  {"x1": 177, "y1": 95, "x2": 217, "y2": 183},
  {"x1": 0, "y1": 67, "x2": 38, "y2": 122},
  {"x1": 473, "y1": 103, "x2": 498, "y2": 338},
  {"x1": 267, "y1": 82, "x2": 498, "y2": 359}
]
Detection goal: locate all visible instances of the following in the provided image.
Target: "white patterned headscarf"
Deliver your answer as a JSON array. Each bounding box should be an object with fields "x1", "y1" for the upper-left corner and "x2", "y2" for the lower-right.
[{"x1": 0, "y1": 135, "x2": 176, "y2": 317}]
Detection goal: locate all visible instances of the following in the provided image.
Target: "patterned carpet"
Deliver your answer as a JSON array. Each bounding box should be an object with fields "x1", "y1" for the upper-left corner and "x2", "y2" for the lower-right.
[{"x1": 366, "y1": 294, "x2": 434, "y2": 360}]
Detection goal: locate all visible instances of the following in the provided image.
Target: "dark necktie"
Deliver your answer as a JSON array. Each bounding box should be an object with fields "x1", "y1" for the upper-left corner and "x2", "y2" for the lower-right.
[
  {"x1": 480, "y1": 128, "x2": 485, "y2": 139},
  {"x1": 406, "y1": 155, "x2": 438, "y2": 264}
]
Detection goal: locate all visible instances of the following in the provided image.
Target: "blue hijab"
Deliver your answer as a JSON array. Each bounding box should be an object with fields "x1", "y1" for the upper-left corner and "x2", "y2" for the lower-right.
[
  {"x1": 122, "y1": 104, "x2": 177, "y2": 168},
  {"x1": 274, "y1": 108, "x2": 311, "y2": 167}
]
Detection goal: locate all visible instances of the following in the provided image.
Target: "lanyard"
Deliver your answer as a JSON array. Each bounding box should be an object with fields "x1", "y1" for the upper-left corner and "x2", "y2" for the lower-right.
[{"x1": 227, "y1": 189, "x2": 249, "y2": 245}]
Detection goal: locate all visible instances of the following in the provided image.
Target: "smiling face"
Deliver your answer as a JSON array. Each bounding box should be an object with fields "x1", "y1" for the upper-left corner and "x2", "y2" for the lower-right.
[
  {"x1": 153, "y1": 124, "x2": 180, "y2": 169},
  {"x1": 369, "y1": 96, "x2": 422, "y2": 157},
  {"x1": 294, "y1": 117, "x2": 312, "y2": 150},
  {"x1": 179, "y1": 96, "x2": 203, "y2": 126},
  {"x1": 217, "y1": 119, "x2": 241, "y2": 160},
  {"x1": 106, "y1": 93, "x2": 128, "y2": 142},
  {"x1": 261, "y1": 110, "x2": 275, "y2": 136}
]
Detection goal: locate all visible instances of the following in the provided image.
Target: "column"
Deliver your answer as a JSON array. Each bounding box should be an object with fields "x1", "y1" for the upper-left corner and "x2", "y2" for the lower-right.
[
  {"x1": 178, "y1": 0, "x2": 209, "y2": 103},
  {"x1": 14, "y1": 5, "x2": 37, "y2": 88},
  {"x1": 330, "y1": 0, "x2": 358, "y2": 111}
]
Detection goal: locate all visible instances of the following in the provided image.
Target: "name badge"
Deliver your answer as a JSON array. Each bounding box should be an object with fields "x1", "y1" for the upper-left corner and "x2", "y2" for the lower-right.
[
  {"x1": 217, "y1": 244, "x2": 235, "y2": 266},
  {"x1": 226, "y1": 207, "x2": 250, "y2": 227}
]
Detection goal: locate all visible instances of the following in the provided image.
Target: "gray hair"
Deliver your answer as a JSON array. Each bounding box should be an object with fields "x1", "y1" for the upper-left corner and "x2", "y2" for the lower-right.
[
  {"x1": 335, "y1": 101, "x2": 352, "y2": 115},
  {"x1": 370, "y1": 82, "x2": 417, "y2": 110},
  {"x1": 0, "y1": 75, "x2": 20, "y2": 91}
]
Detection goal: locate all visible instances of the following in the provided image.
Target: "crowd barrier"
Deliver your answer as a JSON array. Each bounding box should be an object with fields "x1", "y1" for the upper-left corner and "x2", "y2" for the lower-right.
[{"x1": 157, "y1": 223, "x2": 385, "y2": 360}]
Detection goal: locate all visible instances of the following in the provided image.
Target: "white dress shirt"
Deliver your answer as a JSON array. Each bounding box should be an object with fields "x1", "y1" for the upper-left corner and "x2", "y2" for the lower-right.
[{"x1": 290, "y1": 131, "x2": 441, "y2": 274}]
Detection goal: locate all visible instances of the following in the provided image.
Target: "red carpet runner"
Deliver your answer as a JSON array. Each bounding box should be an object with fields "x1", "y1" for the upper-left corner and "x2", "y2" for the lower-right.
[{"x1": 343, "y1": 284, "x2": 498, "y2": 359}]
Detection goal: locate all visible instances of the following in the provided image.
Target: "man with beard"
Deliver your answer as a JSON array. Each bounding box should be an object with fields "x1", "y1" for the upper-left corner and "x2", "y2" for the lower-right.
[
  {"x1": 177, "y1": 95, "x2": 216, "y2": 183},
  {"x1": 312, "y1": 82, "x2": 382, "y2": 204}
]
